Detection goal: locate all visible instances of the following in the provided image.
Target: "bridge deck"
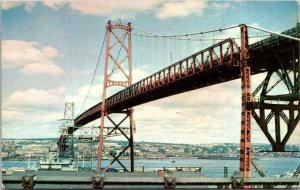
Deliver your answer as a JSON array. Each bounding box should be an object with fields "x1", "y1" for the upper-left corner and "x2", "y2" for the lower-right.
[{"x1": 72, "y1": 25, "x2": 299, "y2": 133}]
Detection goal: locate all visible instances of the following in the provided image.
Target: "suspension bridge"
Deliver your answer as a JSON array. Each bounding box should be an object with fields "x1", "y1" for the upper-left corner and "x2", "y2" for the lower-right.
[
  {"x1": 4, "y1": 21, "x2": 299, "y2": 189},
  {"x1": 58, "y1": 20, "x2": 299, "y2": 176}
]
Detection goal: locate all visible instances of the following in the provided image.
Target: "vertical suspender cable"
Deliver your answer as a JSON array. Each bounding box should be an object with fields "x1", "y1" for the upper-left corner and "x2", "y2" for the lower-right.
[{"x1": 78, "y1": 32, "x2": 107, "y2": 116}]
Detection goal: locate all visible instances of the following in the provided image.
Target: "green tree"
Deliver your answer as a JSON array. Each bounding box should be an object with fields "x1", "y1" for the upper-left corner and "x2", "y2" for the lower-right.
[
  {"x1": 191, "y1": 150, "x2": 196, "y2": 155},
  {"x1": 158, "y1": 148, "x2": 165, "y2": 154},
  {"x1": 184, "y1": 147, "x2": 190, "y2": 153}
]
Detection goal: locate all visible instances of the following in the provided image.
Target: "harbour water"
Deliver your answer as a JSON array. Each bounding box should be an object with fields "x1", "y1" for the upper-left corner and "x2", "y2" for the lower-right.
[{"x1": 3, "y1": 157, "x2": 299, "y2": 177}]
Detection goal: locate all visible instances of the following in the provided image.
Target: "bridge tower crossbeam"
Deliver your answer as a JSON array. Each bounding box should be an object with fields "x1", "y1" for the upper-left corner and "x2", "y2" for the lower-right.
[{"x1": 97, "y1": 20, "x2": 134, "y2": 173}]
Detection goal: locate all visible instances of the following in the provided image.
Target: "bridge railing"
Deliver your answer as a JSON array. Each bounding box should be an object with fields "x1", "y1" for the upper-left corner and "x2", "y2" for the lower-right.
[
  {"x1": 74, "y1": 102, "x2": 102, "y2": 128},
  {"x1": 75, "y1": 38, "x2": 241, "y2": 126},
  {"x1": 106, "y1": 38, "x2": 240, "y2": 107}
]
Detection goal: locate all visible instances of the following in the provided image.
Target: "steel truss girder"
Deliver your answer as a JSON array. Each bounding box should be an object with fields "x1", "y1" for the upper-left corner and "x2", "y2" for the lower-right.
[
  {"x1": 276, "y1": 56, "x2": 295, "y2": 93},
  {"x1": 251, "y1": 50, "x2": 300, "y2": 152},
  {"x1": 75, "y1": 125, "x2": 132, "y2": 138},
  {"x1": 252, "y1": 71, "x2": 272, "y2": 96}
]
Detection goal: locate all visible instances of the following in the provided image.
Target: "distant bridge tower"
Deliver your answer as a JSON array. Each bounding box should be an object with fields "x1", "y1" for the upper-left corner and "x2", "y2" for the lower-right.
[
  {"x1": 57, "y1": 102, "x2": 75, "y2": 160},
  {"x1": 64, "y1": 102, "x2": 74, "y2": 120},
  {"x1": 97, "y1": 20, "x2": 134, "y2": 173}
]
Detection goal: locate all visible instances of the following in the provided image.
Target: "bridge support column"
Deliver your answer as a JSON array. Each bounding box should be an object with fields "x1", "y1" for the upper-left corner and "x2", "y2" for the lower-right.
[
  {"x1": 97, "y1": 21, "x2": 134, "y2": 173},
  {"x1": 239, "y1": 24, "x2": 252, "y2": 181},
  {"x1": 251, "y1": 49, "x2": 300, "y2": 151}
]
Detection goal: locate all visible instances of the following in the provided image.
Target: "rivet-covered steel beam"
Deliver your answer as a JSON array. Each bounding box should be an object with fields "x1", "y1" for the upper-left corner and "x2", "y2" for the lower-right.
[
  {"x1": 239, "y1": 24, "x2": 252, "y2": 181},
  {"x1": 3, "y1": 174, "x2": 300, "y2": 189}
]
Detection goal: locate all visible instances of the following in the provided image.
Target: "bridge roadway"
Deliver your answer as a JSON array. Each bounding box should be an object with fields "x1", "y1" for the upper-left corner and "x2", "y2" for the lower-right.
[{"x1": 72, "y1": 25, "x2": 299, "y2": 133}]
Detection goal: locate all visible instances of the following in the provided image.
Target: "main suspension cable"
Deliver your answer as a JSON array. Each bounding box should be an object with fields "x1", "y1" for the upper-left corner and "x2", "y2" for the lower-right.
[
  {"x1": 247, "y1": 24, "x2": 300, "y2": 42},
  {"x1": 133, "y1": 33, "x2": 271, "y2": 41},
  {"x1": 132, "y1": 24, "x2": 240, "y2": 38},
  {"x1": 78, "y1": 30, "x2": 107, "y2": 116}
]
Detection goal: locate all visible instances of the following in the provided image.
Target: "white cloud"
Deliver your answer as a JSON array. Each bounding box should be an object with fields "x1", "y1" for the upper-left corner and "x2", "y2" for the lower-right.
[
  {"x1": 3, "y1": 0, "x2": 210, "y2": 20},
  {"x1": 76, "y1": 84, "x2": 102, "y2": 99},
  {"x1": 20, "y1": 61, "x2": 64, "y2": 76},
  {"x1": 132, "y1": 68, "x2": 149, "y2": 83},
  {"x1": 68, "y1": 0, "x2": 230, "y2": 20},
  {"x1": 211, "y1": 2, "x2": 230, "y2": 11},
  {"x1": 155, "y1": 0, "x2": 207, "y2": 19},
  {"x1": 42, "y1": 0, "x2": 66, "y2": 10},
  {"x1": 66, "y1": 83, "x2": 103, "y2": 116},
  {"x1": 2, "y1": 1, "x2": 36, "y2": 11},
  {"x1": 2, "y1": 115, "x2": 62, "y2": 139},
  {"x1": 2, "y1": 87, "x2": 66, "y2": 138},
  {"x1": 4, "y1": 87, "x2": 65, "y2": 111},
  {"x1": 1, "y1": 1, "x2": 63, "y2": 11},
  {"x1": 2, "y1": 110, "x2": 22, "y2": 120},
  {"x1": 133, "y1": 89, "x2": 241, "y2": 144},
  {"x1": 68, "y1": 0, "x2": 162, "y2": 19},
  {"x1": 3, "y1": 40, "x2": 64, "y2": 76}
]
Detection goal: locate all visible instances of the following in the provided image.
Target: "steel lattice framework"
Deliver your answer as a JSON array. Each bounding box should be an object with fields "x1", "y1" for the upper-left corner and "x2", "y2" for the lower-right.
[
  {"x1": 57, "y1": 102, "x2": 75, "y2": 159},
  {"x1": 250, "y1": 26, "x2": 300, "y2": 152},
  {"x1": 97, "y1": 21, "x2": 134, "y2": 173}
]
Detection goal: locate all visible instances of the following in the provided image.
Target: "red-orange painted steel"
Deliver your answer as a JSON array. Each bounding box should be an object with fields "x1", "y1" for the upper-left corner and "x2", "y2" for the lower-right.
[
  {"x1": 75, "y1": 38, "x2": 241, "y2": 127},
  {"x1": 97, "y1": 21, "x2": 134, "y2": 173},
  {"x1": 239, "y1": 24, "x2": 252, "y2": 181}
]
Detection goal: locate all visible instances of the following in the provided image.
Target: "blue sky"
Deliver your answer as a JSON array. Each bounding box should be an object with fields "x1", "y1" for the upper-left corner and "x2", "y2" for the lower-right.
[{"x1": 2, "y1": 0, "x2": 300, "y2": 145}]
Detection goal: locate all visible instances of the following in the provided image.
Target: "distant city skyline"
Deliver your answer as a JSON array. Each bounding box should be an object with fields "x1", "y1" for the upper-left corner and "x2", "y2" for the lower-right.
[{"x1": 2, "y1": 1, "x2": 300, "y2": 144}]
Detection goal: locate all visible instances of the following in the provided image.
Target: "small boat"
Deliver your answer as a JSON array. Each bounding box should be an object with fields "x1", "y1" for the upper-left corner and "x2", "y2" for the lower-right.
[
  {"x1": 2, "y1": 168, "x2": 13, "y2": 176},
  {"x1": 146, "y1": 156, "x2": 158, "y2": 159},
  {"x1": 170, "y1": 159, "x2": 175, "y2": 163},
  {"x1": 37, "y1": 152, "x2": 78, "y2": 172},
  {"x1": 61, "y1": 165, "x2": 78, "y2": 172}
]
